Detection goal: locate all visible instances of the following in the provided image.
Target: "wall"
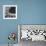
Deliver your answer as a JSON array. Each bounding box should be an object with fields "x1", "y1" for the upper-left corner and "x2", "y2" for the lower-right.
[
  {"x1": 0, "y1": 0, "x2": 46, "y2": 44},
  {"x1": 0, "y1": 0, "x2": 22, "y2": 44},
  {"x1": 20, "y1": 0, "x2": 46, "y2": 24}
]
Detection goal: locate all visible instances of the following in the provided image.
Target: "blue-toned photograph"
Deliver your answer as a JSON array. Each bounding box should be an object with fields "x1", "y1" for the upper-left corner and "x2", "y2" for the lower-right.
[{"x1": 3, "y1": 5, "x2": 17, "y2": 19}]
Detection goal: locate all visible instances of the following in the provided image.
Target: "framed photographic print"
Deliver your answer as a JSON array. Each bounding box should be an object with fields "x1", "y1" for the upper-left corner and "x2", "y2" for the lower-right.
[{"x1": 3, "y1": 5, "x2": 17, "y2": 19}]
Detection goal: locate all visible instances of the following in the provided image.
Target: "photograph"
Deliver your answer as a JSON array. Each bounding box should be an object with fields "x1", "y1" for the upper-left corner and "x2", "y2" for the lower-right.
[{"x1": 3, "y1": 5, "x2": 17, "y2": 19}]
